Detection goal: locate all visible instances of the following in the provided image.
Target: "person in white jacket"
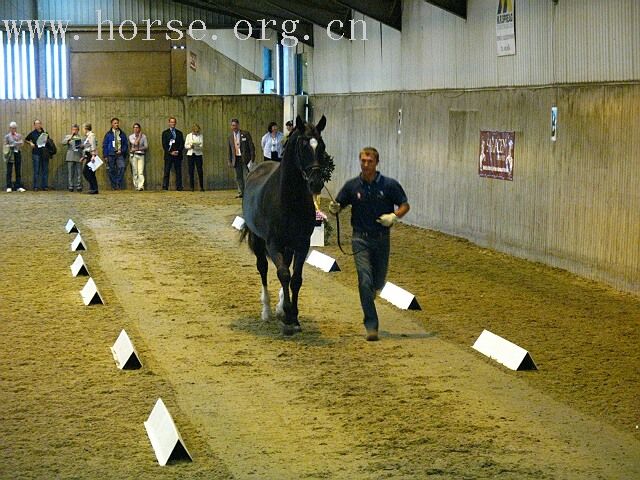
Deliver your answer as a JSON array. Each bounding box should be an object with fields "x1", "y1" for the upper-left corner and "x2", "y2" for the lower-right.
[
  {"x1": 260, "y1": 122, "x2": 284, "y2": 162},
  {"x1": 185, "y1": 123, "x2": 204, "y2": 191},
  {"x1": 128, "y1": 123, "x2": 148, "y2": 191}
]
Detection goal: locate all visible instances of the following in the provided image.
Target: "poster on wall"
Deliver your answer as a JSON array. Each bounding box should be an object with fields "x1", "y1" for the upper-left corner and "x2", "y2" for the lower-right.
[
  {"x1": 189, "y1": 51, "x2": 197, "y2": 71},
  {"x1": 551, "y1": 106, "x2": 558, "y2": 141},
  {"x1": 496, "y1": 0, "x2": 516, "y2": 56},
  {"x1": 478, "y1": 131, "x2": 515, "y2": 181}
]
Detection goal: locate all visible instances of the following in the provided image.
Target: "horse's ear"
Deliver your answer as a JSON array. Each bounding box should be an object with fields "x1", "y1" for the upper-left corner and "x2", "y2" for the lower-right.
[
  {"x1": 295, "y1": 115, "x2": 305, "y2": 131},
  {"x1": 316, "y1": 115, "x2": 326, "y2": 133}
]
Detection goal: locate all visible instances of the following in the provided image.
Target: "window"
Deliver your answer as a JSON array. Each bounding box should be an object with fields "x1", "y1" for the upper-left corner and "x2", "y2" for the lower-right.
[
  {"x1": 263, "y1": 47, "x2": 272, "y2": 79},
  {"x1": 45, "y1": 30, "x2": 68, "y2": 99},
  {"x1": 0, "y1": 30, "x2": 36, "y2": 99},
  {"x1": 0, "y1": 28, "x2": 68, "y2": 99}
]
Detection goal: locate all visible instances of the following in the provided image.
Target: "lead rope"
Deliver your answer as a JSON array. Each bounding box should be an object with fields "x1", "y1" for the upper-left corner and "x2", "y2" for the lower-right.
[{"x1": 322, "y1": 185, "x2": 368, "y2": 256}]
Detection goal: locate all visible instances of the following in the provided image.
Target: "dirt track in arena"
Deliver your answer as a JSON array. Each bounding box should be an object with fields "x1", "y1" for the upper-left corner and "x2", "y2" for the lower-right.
[{"x1": 1, "y1": 190, "x2": 639, "y2": 479}]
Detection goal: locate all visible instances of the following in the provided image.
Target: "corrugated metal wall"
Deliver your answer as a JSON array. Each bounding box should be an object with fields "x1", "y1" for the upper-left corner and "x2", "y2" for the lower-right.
[
  {"x1": 187, "y1": 37, "x2": 261, "y2": 95},
  {"x1": 312, "y1": 83, "x2": 640, "y2": 294},
  {"x1": 311, "y1": 0, "x2": 640, "y2": 94},
  {"x1": 1, "y1": 95, "x2": 282, "y2": 190},
  {"x1": 0, "y1": 0, "x2": 35, "y2": 19}
]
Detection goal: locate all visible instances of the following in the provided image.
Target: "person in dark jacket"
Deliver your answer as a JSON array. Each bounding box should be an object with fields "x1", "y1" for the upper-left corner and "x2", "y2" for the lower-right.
[
  {"x1": 102, "y1": 117, "x2": 128, "y2": 190},
  {"x1": 227, "y1": 118, "x2": 255, "y2": 198},
  {"x1": 24, "y1": 119, "x2": 49, "y2": 191},
  {"x1": 161, "y1": 116, "x2": 185, "y2": 191}
]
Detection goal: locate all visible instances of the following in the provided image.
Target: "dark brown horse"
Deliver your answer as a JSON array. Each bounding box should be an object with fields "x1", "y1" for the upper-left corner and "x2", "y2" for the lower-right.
[{"x1": 241, "y1": 115, "x2": 327, "y2": 335}]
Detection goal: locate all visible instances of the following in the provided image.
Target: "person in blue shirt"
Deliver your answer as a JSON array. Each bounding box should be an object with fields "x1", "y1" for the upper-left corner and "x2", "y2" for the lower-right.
[
  {"x1": 330, "y1": 147, "x2": 410, "y2": 341},
  {"x1": 102, "y1": 117, "x2": 128, "y2": 190}
]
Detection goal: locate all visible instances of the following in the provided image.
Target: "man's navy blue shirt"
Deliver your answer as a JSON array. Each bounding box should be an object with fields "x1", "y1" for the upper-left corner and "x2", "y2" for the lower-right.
[{"x1": 335, "y1": 172, "x2": 408, "y2": 234}]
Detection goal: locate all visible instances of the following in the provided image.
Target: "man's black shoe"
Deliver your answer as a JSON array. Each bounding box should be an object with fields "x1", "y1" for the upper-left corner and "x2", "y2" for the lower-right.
[{"x1": 366, "y1": 330, "x2": 379, "y2": 342}]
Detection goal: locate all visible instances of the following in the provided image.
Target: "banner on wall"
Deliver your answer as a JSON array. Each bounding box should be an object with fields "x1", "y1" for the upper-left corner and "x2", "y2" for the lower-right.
[
  {"x1": 496, "y1": 0, "x2": 516, "y2": 56},
  {"x1": 478, "y1": 131, "x2": 515, "y2": 181}
]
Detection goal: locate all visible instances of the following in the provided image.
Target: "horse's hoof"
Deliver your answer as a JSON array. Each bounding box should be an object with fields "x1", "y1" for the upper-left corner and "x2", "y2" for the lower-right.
[
  {"x1": 261, "y1": 310, "x2": 271, "y2": 321},
  {"x1": 293, "y1": 324, "x2": 302, "y2": 333},
  {"x1": 281, "y1": 323, "x2": 296, "y2": 336}
]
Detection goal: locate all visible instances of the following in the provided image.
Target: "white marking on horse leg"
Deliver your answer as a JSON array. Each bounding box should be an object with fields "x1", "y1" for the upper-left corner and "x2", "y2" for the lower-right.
[
  {"x1": 275, "y1": 287, "x2": 285, "y2": 318},
  {"x1": 261, "y1": 285, "x2": 271, "y2": 321}
]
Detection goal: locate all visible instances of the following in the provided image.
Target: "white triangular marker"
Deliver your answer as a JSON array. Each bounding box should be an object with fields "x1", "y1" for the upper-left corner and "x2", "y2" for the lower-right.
[
  {"x1": 65, "y1": 219, "x2": 79, "y2": 234},
  {"x1": 310, "y1": 224, "x2": 325, "y2": 247},
  {"x1": 144, "y1": 398, "x2": 193, "y2": 466},
  {"x1": 110, "y1": 329, "x2": 142, "y2": 370},
  {"x1": 70, "y1": 254, "x2": 90, "y2": 277},
  {"x1": 80, "y1": 277, "x2": 104, "y2": 305},
  {"x1": 232, "y1": 216, "x2": 245, "y2": 230},
  {"x1": 380, "y1": 281, "x2": 421, "y2": 310},
  {"x1": 472, "y1": 329, "x2": 537, "y2": 371},
  {"x1": 71, "y1": 234, "x2": 86, "y2": 251},
  {"x1": 306, "y1": 250, "x2": 340, "y2": 272}
]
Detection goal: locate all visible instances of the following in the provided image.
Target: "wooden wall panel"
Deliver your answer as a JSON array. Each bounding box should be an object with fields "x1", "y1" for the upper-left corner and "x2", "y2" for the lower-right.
[
  {"x1": 71, "y1": 52, "x2": 172, "y2": 97},
  {"x1": 1, "y1": 95, "x2": 283, "y2": 191},
  {"x1": 311, "y1": 84, "x2": 640, "y2": 294}
]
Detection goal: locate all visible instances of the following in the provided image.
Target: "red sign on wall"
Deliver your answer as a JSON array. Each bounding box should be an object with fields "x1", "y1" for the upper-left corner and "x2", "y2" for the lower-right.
[{"x1": 478, "y1": 130, "x2": 515, "y2": 181}]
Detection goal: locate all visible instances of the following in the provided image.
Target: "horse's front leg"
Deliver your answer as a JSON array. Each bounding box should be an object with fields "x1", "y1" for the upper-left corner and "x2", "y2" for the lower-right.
[
  {"x1": 275, "y1": 249, "x2": 294, "y2": 319},
  {"x1": 268, "y1": 247, "x2": 296, "y2": 335},
  {"x1": 289, "y1": 245, "x2": 310, "y2": 332}
]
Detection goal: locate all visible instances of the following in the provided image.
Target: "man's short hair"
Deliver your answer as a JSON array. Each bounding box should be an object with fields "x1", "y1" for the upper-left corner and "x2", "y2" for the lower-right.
[
  {"x1": 110, "y1": 117, "x2": 120, "y2": 124},
  {"x1": 285, "y1": 120, "x2": 293, "y2": 127},
  {"x1": 359, "y1": 146, "x2": 379, "y2": 163},
  {"x1": 231, "y1": 118, "x2": 240, "y2": 124}
]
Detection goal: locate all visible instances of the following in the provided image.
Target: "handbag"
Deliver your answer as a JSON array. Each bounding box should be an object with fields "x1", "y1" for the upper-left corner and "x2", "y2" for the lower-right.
[{"x1": 3, "y1": 144, "x2": 12, "y2": 162}]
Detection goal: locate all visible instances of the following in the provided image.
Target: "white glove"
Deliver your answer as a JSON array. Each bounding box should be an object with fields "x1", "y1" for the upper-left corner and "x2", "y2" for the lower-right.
[
  {"x1": 376, "y1": 213, "x2": 397, "y2": 227},
  {"x1": 329, "y1": 201, "x2": 342, "y2": 214}
]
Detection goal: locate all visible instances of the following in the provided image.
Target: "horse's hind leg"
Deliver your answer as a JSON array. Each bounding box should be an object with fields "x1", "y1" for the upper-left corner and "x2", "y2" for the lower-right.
[{"x1": 252, "y1": 235, "x2": 271, "y2": 321}]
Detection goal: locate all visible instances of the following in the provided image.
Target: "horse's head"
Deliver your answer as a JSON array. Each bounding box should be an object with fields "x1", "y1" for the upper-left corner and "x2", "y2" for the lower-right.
[{"x1": 289, "y1": 115, "x2": 327, "y2": 195}]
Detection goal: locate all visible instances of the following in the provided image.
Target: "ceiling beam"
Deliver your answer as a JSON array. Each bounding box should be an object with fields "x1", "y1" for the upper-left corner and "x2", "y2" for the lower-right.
[
  {"x1": 173, "y1": 0, "x2": 316, "y2": 45},
  {"x1": 423, "y1": 0, "x2": 467, "y2": 19},
  {"x1": 262, "y1": 0, "x2": 351, "y2": 29},
  {"x1": 334, "y1": 0, "x2": 402, "y2": 30}
]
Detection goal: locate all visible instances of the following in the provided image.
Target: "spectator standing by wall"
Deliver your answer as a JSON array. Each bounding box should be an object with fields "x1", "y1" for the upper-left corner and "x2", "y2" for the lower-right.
[
  {"x1": 260, "y1": 122, "x2": 284, "y2": 162},
  {"x1": 25, "y1": 120, "x2": 49, "y2": 191},
  {"x1": 4, "y1": 122, "x2": 25, "y2": 192},
  {"x1": 82, "y1": 123, "x2": 99, "y2": 194},
  {"x1": 161, "y1": 116, "x2": 185, "y2": 191},
  {"x1": 102, "y1": 117, "x2": 128, "y2": 190},
  {"x1": 227, "y1": 118, "x2": 255, "y2": 198},
  {"x1": 128, "y1": 123, "x2": 148, "y2": 191},
  {"x1": 185, "y1": 123, "x2": 204, "y2": 191},
  {"x1": 62, "y1": 124, "x2": 83, "y2": 192}
]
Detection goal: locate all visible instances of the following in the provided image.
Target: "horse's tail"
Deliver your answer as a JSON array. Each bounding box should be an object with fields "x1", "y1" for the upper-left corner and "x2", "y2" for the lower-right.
[
  {"x1": 239, "y1": 227, "x2": 266, "y2": 257},
  {"x1": 239, "y1": 225, "x2": 250, "y2": 244}
]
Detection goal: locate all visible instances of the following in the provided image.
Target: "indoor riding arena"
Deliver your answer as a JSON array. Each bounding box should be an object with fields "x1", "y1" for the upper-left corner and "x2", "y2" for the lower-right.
[{"x1": 1, "y1": 1, "x2": 639, "y2": 479}]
